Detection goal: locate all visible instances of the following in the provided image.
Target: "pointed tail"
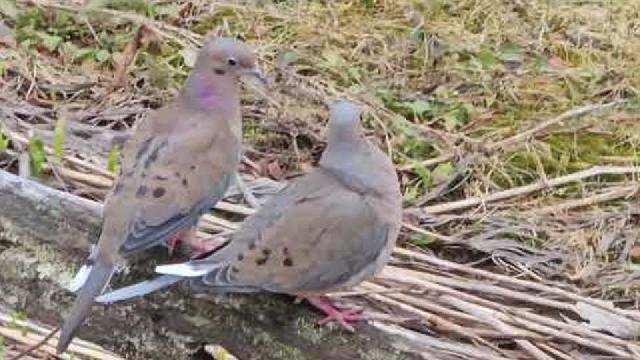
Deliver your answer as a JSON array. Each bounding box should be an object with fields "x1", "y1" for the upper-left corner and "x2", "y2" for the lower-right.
[
  {"x1": 56, "y1": 261, "x2": 114, "y2": 354},
  {"x1": 95, "y1": 275, "x2": 183, "y2": 304}
]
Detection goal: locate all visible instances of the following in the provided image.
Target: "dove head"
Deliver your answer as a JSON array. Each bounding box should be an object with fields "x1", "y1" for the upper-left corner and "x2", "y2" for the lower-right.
[
  {"x1": 327, "y1": 100, "x2": 364, "y2": 144},
  {"x1": 185, "y1": 37, "x2": 266, "y2": 110},
  {"x1": 321, "y1": 100, "x2": 399, "y2": 199},
  {"x1": 321, "y1": 100, "x2": 368, "y2": 170},
  {"x1": 195, "y1": 37, "x2": 266, "y2": 84}
]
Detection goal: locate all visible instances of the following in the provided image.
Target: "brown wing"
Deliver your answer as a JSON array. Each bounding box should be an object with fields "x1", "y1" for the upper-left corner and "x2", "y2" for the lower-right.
[
  {"x1": 98, "y1": 109, "x2": 240, "y2": 258},
  {"x1": 198, "y1": 169, "x2": 391, "y2": 293}
]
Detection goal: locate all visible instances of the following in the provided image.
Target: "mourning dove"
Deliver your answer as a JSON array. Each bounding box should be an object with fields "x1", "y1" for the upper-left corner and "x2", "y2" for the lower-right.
[
  {"x1": 56, "y1": 37, "x2": 266, "y2": 354},
  {"x1": 97, "y1": 100, "x2": 403, "y2": 330}
]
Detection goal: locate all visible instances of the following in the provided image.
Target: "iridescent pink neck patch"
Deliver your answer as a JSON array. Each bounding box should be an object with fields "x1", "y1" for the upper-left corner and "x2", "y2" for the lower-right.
[{"x1": 192, "y1": 75, "x2": 221, "y2": 109}]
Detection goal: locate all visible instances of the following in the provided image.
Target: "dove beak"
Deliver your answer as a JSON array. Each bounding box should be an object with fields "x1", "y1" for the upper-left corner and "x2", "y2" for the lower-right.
[{"x1": 241, "y1": 66, "x2": 268, "y2": 88}]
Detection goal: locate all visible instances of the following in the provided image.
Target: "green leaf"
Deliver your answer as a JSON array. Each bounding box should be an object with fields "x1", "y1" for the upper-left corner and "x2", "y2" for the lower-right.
[
  {"x1": 412, "y1": 234, "x2": 434, "y2": 247},
  {"x1": 346, "y1": 66, "x2": 362, "y2": 82},
  {"x1": 38, "y1": 32, "x2": 63, "y2": 52},
  {"x1": 441, "y1": 105, "x2": 469, "y2": 131},
  {"x1": 476, "y1": 47, "x2": 499, "y2": 69},
  {"x1": 0, "y1": 129, "x2": 9, "y2": 152},
  {"x1": 53, "y1": 116, "x2": 66, "y2": 161},
  {"x1": 29, "y1": 136, "x2": 46, "y2": 177},
  {"x1": 432, "y1": 162, "x2": 454, "y2": 184},
  {"x1": 402, "y1": 183, "x2": 420, "y2": 205},
  {"x1": 74, "y1": 48, "x2": 96, "y2": 62},
  {"x1": 107, "y1": 145, "x2": 120, "y2": 174},
  {"x1": 409, "y1": 27, "x2": 425, "y2": 43},
  {"x1": 412, "y1": 163, "x2": 432, "y2": 189},
  {"x1": 401, "y1": 100, "x2": 434, "y2": 119},
  {"x1": 94, "y1": 49, "x2": 111, "y2": 63}
]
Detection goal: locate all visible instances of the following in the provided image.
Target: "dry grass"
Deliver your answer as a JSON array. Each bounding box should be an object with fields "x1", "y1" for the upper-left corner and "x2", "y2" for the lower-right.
[{"x1": 1, "y1": 0, "x2": 640, "y2": 358}]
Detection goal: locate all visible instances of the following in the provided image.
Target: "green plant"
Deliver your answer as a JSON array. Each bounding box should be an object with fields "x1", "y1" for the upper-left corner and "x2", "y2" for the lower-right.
[
  {"x1": 0, "y1": 129, "x2": 9, "y2": 152},
  {"x1": 107, "y1": 145, "x2": 121, "y2": 174},
  {"x1": 28, "y1": 136, "x2": 46, "y2": 177}
]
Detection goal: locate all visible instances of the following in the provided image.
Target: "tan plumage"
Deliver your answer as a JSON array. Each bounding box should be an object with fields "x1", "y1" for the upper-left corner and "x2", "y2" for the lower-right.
[
  {"x1": 184, "y1": 101, "x2": 402, "y2": 296},
  {"x1": 56, "y1": 36, "x2": 265, "y2": 354},
  {"x1": 99, "y1": 100, "x2": 402, "y2": 329}
]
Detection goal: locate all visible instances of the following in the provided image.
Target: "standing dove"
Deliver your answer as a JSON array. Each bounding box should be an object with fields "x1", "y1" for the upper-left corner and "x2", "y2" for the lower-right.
[
  {"x1": 56, "y1": 37, "x2": 266, "y2": 354},
  {"x1": 98, "y1": 100, "x2": 402, "y2": 330}
]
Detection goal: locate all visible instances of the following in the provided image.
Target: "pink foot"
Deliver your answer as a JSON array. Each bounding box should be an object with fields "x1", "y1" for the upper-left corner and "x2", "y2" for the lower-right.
[
  {"x1": 166, "y1": 233, "x2": 181, "y2": 256},
  {"x1": 166, "y1": 227, "x2": 220, "y2": 257},
  {"x1": 187, "y1": 240, "x2": 220, "y2": 259},
  {"x1": 305, "y1": 295, "x2": 365, "y2": 332}
]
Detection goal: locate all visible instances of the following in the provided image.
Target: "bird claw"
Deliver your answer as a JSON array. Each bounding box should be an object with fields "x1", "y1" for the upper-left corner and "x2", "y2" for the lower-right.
[
  {"x1": 317, "y1": 308, "x2": 364, "y2": 332},
  {"x1": 305, "y1": 295, "x2": 365, "y2": 332}
]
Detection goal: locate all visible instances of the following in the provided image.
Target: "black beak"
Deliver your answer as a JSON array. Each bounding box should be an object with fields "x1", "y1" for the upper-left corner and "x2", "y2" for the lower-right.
[{"x1": 242, "y1": 66, "x2": 268, "y2": 87}]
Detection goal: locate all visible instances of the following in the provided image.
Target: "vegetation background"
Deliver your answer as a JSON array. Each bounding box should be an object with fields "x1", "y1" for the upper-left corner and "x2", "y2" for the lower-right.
[{"x1": 1, "y1": 0, "x2": 639, "y2": 359}]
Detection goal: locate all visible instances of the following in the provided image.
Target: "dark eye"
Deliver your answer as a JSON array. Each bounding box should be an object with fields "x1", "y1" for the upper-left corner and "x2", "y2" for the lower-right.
[{"x1": 227, "y1": 58, "x2": 237, "y2": 66}]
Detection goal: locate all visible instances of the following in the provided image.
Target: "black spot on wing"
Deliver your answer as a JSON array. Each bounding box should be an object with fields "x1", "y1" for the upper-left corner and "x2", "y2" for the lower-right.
[
  {"x1": 255, "y1": 248, "x2": 271, "y2": 266},
  {"x1": 118, "y1": 175, "x2": 232, "y2": 257},
  {"x1": 153, "y1": 187, "x2": 166, "y2": 198},
  {"x1": 283, "y1": 257, "x2": 294, "y2": 267}
]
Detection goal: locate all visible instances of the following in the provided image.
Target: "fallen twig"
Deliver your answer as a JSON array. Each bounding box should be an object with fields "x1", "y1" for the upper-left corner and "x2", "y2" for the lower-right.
[{"x1": 422, "y1": 166, "x2": 640, "y2": 214}]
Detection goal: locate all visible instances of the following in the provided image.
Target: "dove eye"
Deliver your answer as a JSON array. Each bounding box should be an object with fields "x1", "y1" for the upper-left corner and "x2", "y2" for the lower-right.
[{"x1": 227, "y1": 58, "x2": 237, "y2": 66}]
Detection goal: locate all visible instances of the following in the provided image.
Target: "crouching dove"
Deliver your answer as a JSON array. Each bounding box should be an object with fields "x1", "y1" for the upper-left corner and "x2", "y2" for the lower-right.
[
  {"x1": 56, "y1": 37, "x2": 267, "y2": 354},
  {"x1": 96, "y1": 100, "x2": 403, "y2": 330}
]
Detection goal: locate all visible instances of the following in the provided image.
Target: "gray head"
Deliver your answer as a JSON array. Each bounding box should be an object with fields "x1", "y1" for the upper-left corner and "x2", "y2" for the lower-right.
[
  {"x1": 321, "y1": 100, "x2": 399, "y2": 198},
  {"x1": 327, "y1": 100, "x2": 364, "y2": 144},
  {"x1": 193, "y1": 37, "x2": 267, "y2": 85},
  {"x1": 321, "y1": 100, "x2": 366, "y2": 168}
]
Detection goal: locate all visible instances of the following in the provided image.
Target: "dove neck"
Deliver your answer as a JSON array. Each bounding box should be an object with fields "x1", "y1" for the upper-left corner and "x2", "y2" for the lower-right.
[
  {"x1": 321, "y1": 139, "x2": 377, "y2": 189},
  {"x1": 183, "y1": 72, "x2": 240, "y2": 112}
]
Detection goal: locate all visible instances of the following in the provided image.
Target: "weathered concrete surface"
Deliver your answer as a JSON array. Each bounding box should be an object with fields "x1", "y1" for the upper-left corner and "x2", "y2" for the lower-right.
[{"x1": 0, "y1": 170, "x2": 416, "y2": 359}]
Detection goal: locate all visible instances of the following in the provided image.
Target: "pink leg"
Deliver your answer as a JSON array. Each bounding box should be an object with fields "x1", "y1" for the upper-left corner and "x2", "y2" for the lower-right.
[
  {"x1": 166, "y1": 233, "x2": 182, "y2": 256},
  {"x1": 170, "y1": 227, "x2": 225, "y2": 258},
  {"x1": 166, "y1": 227, "x2": 197, "y2": 256},
  {"x1": 305, "y1": 295, "x2": 365, "y2": 332}
]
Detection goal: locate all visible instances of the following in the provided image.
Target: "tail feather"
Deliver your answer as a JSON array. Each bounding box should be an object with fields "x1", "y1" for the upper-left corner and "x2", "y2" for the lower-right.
[
  {"x1": 95, "y1": 275, "x2": 183, "y2": 304},
  {"x1": 56, "y1": 261, "x2": 114, "y2": 354},
  {"x1": 67, "y1": 263, "x2": 93, "y2": 293},
  {"x1": 67, "y1": 245, "x2": 98, "y2": 293}
]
